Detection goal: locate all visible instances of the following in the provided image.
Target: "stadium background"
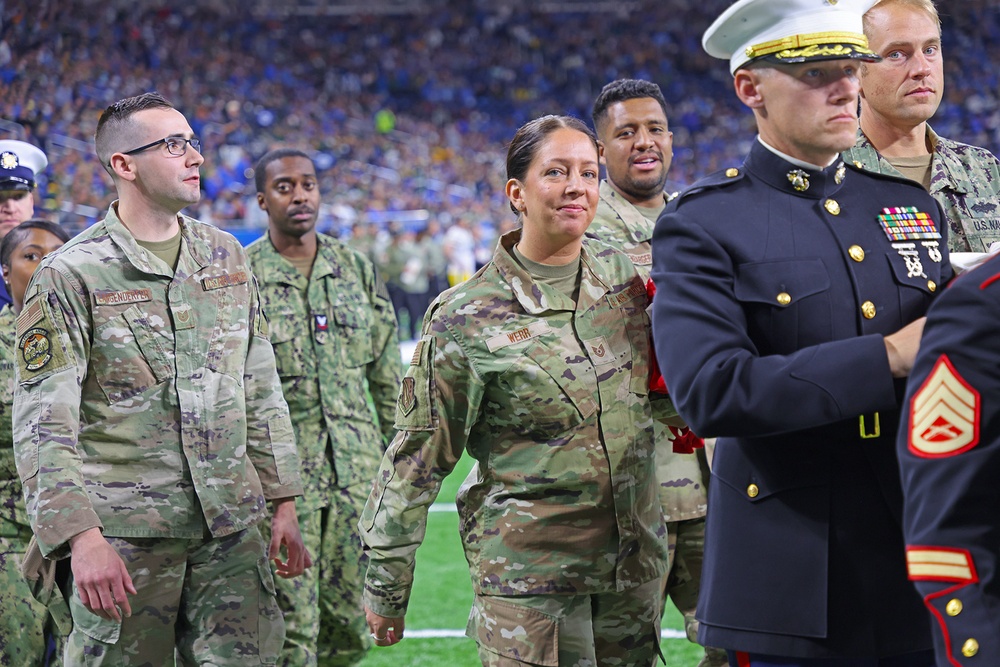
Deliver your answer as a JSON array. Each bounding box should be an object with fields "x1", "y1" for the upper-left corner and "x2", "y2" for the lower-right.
[{"x1": 4, "y1": 1, "x2": 999, "y2": 664}]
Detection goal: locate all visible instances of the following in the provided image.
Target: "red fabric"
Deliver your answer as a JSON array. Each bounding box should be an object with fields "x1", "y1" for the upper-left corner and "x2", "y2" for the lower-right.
[
  {"x1": 736, "y1": 651, "x2": 751, "y2": 667},
  {"x1": 668, "y1": 425, "x2": 705, "y2": 453},
  {"x1": 646, "y1": 278, "x2": 668, "y2": 393}
]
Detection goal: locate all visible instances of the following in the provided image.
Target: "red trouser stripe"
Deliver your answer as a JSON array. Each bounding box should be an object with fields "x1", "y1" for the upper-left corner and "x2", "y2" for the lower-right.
[{"x1": 735, "y1": 652, "x2": 752, "y2": 667}]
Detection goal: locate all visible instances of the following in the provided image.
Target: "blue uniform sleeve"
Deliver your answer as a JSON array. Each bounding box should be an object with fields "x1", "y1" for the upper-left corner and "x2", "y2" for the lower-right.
[
  {"x1": 650, "y1": 208, "x2": 898, "y2": 439},
  {"x1": 897, "y1": 265, "x2": 1000, "y2": 666}
]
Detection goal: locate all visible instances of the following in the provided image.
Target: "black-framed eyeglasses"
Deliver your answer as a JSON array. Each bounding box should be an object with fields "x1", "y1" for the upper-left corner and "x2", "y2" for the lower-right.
[{"x1": 121, "y1": 136, "x2": 202, "y2": 158}]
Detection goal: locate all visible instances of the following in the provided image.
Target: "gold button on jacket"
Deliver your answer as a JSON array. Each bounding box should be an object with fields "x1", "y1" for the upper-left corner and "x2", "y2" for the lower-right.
[
  {"x1": 945, "y1": 598, "x2": 963, "y2": 616},
  {"x1": 861, "y1": 301, "x2": 876, "y2": 319},
  {"x1": 962, "y1": 638, "x2": 979, "y2": 657},
  {"x1": 747, "y1": 484, "x2": 759, "y2": 498},
  {"x1": 848, "y1": 245, "x2": 865, "y2": 262},
  {"x1": 776, "y1": 292, "x2": 792, "y2": 306}
]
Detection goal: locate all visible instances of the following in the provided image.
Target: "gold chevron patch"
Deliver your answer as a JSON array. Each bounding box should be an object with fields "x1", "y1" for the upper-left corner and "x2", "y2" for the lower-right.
[
  {"x1": 906, "y1": 547, "x2": 976, "y2": 583},
  {"x1": 909, "y1": 356, "x2": 980, "y2": 458}
]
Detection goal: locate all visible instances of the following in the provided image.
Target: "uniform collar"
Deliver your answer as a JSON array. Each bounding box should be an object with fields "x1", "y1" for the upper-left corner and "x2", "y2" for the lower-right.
[
  {"x1": 744, "y1": 139, "x2": 847, "y2": 199},
  {"x1": 104, "y1": 202, "x2": 213, "y2": 277},
  {"x1": 493, "y1": 228, "x2": 611, "y2": 315},
  {"x1": 254, "y1": 232, "x2": 339, "y2": 289},
  {"x1": 847, "y1": 126, "x2": 973, "y2": 196},
  {"x1": 598, "y1": 179, "x2": 664, "y2": 244}
]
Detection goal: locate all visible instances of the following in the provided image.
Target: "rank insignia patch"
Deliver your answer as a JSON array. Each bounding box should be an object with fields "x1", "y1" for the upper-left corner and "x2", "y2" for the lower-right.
[
  {"x1": 909, "y1": 355, "x2": 980, "y2": 458},
  {"x1": 878, "y1": 207, "x2": 941, "y2": 242},
  {"x1": 19, "y1": 328, "x2": 52, "y2": 371},
  {"x1": 399, "y1": 377, "x2": 416, "y2": 416}
]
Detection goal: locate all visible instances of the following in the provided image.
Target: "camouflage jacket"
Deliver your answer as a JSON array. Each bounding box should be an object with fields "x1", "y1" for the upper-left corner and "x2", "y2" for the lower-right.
[
  {"x1": 13, "y1": 205, "x2": 303, "y2": 559},
  {"x1": 247, "y1": 233, "x2": 400, "y2": 508},
  {"x1": 359, "y1": 230, "x2": 668, "y2": 618},
  {"x1": 845, "y1": 127, "x2": 1000, "y2": 253},
  {"x1": 0, "y1": 305, "x2": 27, "y2": 535},
  {"x1": 589, "y1": 180, "x2": 708, "y2": 522}
]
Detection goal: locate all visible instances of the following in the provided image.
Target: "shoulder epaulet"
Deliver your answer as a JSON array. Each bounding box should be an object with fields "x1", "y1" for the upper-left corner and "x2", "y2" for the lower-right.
[{"x1": 672, "y1": 166, "x2": 746, "y2": 205}]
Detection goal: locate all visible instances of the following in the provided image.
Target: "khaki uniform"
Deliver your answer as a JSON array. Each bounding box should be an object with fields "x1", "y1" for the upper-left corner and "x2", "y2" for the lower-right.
[
  {"x1": 845, "y1": 127, "x2": 1000, "y2": 253},
  {"x1": 589, "y1": 180, "x2": 723, "y2": 666},
  {"x1": 360, "y1": 230, "x2": 668, "y2": 666},
  {"x1": 0, "y1": 305, "x2": 68, "y2": 665},
  {"x1": 13, "y1": 205, "x2": 303, "y2": 665},
  {"x1": 247, "y1": 233, "x2": 401, "y2": 667}
]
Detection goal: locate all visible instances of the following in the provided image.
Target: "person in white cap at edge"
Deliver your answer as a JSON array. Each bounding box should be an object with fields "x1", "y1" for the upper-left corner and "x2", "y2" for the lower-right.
[
  {"x1": 0, "y1": 139, "x2": 48, "y2": 310},
  {"x1": 650, "y1": 0, "x2": 949, "y2": 665}
]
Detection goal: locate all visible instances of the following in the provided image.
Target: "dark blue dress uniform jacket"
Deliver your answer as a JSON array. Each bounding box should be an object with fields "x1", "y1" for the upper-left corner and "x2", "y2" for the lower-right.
[
  {"x1": 651, "y1": 140, "x2": 952, "y2": 658},
  {"x1": 897, "y1": 256, "x2": 1000, "y2": 667}
]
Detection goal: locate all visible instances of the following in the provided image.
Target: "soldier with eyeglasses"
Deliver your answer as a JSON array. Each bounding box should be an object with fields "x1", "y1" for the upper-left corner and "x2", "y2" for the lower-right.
[{"x1": 12, "y1": 92, "x2": 310, "y2": 665}]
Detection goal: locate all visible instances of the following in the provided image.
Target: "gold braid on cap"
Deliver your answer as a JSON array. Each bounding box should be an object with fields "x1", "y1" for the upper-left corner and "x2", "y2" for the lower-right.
[{"x1": 745, "y1": 31, "x2": 872, "y2": 59}]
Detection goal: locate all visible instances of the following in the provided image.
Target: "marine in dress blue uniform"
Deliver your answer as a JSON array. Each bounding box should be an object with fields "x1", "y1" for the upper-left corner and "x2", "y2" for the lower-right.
[
  {"x1": 650, "y1": 0, "x2": 951, "y2": 665},
  {"x1": 897, "y1": 255, "x2": 1000, "y2": 667}
]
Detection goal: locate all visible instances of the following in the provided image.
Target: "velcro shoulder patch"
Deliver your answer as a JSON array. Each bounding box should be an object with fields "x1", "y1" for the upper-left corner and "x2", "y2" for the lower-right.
[
  {"x1": 15, "y1": 296, "x2": 73, "y2": 383},
  {"x1": 909, "y1": 355, "x2": 980, "y2": 458},
  {"x1": 394, "y1": 335, "x2": 436, "y2": 431}
]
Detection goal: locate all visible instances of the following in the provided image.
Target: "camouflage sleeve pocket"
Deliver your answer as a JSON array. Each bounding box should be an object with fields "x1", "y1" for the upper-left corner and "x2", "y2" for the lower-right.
[
  {"x1": 15, "y1": 296, "x2": 74, "y2": 386},
  {"x1": 266, "y1": 414, "x2": 300, "y2": 485},
  {"x1": 394, "y1": 335, "x2": 437, "y2": 431}
]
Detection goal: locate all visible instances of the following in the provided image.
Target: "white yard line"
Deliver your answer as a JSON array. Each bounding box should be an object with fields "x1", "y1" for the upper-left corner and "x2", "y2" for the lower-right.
[{"x1": 405, "y1": 629, "x2": 687, "y2": 639}]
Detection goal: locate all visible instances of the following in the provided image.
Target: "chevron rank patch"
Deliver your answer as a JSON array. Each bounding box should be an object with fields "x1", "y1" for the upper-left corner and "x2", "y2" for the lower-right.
[{"x1": 909, "y1": 355, "x2": 980, "y2": 458}]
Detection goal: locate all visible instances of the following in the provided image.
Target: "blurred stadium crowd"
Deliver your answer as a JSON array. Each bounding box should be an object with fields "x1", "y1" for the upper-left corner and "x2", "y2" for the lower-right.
[{"x1": 3, "y1": 0, "x2": 999, "y2": 306}]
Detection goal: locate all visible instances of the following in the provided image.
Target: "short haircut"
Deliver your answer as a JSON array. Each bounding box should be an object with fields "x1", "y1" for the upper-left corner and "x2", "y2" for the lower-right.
[
  {"x1": 95, "y1": 92, "x2": 175, "y2": 174},
  {"x1": 0, "y1": 218, "x2": 71, "y2": 270},
  {"x1": 505, "y1": 115, "x2": 597, "y2": 214},
  {"x1": 591, "y1": 79, "x2": 669, "y2": 135},
  {"x1": 864, "y1": 0, "x2": 940, "y2": 36},
  {"x1": 254, "y1": 148, "x2": 314, "y2": 193}
]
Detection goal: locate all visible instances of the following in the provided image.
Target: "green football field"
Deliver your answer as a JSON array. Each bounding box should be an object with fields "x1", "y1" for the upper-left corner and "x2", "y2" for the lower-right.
[{"x1": 357, "y1": 454, "x2": 705, "y2": 667}]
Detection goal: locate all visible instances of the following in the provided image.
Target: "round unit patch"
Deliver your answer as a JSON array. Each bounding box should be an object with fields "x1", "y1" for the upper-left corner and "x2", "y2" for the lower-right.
[{"x1": 20, "y1": 328, "x2": 53, "y2": 371}]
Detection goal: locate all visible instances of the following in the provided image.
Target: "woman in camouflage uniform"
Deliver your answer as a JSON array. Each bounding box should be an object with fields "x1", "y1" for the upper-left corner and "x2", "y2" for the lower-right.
[
  {"x1": 0, "y1": 219, "x2": 70, "y2": 666},
  {"x1": 360, "y1": 115, "x2": 669, "y2": 666}
]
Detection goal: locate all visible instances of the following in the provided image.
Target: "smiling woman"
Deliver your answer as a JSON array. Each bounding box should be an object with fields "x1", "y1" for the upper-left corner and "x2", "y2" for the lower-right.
[{"x1": 359, "y1": 115, "x2": 669, "y2": 667}]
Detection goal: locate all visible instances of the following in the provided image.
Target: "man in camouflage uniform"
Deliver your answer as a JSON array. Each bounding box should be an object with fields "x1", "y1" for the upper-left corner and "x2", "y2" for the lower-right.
[
  {"x1": 589, "y1": 78, "x2": 725, "y2": 667},
  {"x1": 844, "y1": 0, "x2": 1000, "y2": 256},
  {"x1": 248, "y1": 148, "x2": 401, "y2": 667},
  {"x1": 12, "y1": 93, "x2": 308, "y2": 665}
]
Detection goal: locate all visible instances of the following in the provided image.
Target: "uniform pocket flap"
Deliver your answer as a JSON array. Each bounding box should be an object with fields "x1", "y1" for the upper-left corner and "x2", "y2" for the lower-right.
[
  {"x1": 735, "y1": 258, "x2": 830, "y2": 306},
  {"x1": 468, "y1": 596, "x2": 558, "y2": 666}
]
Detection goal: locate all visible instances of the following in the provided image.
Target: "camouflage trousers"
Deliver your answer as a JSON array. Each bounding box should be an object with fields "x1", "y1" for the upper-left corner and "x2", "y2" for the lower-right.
[
  {"x1": 466, "y1": 578, "x2": 663, "y2": 667},
  {"x1": 664, "y1": 517, "x2": 728, "y2": 667},
  {"x1": 263, "y1": 484, "x2": 370, "y2": 667},
  {"x1": 0, "y1": 526, "x2": 66, "y2": 666},
  {"x1": 65, "y1": 526, "x2": 284, "y2": 666}
]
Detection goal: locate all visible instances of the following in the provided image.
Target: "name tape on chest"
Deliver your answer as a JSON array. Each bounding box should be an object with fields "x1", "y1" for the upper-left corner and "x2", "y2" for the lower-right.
[
  {"x1": 909, "y1": 355, "x2": 980, "y2": 458},
  {"x1": 202, "y1": 271, "x2": 248, "y2": 291},
  {"x1": 629, "y1": 252, "x2": 652, "y2": 266},
  {"x1": 878, "y1": 207, "x2": 941, "y2": 242},
  {"x1": 608, "y1": 282, "x2": 646, "y2": 308},
  {"x1": 94, "y1": 288, "x2": 152, "y2": 306},
  {"x1": 485, "y1": 321, "x2": 550, "y2": 353}
]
